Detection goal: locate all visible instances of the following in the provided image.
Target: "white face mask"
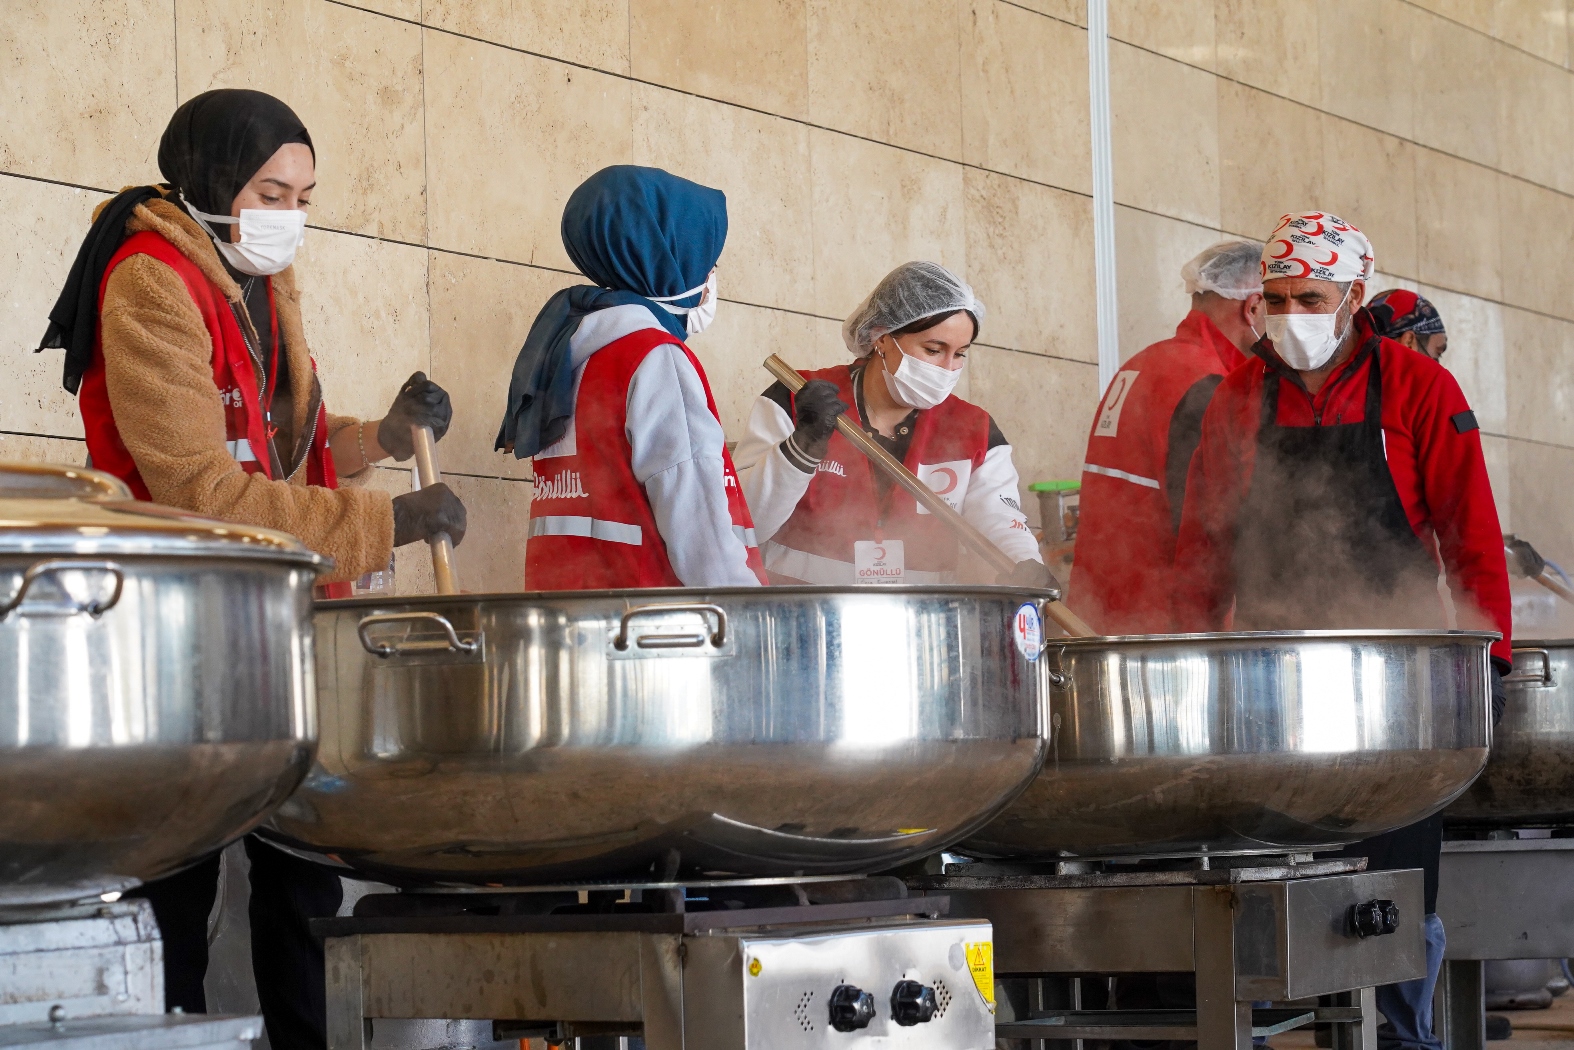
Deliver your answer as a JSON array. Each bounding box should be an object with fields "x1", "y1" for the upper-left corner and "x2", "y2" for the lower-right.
[
  {"x1": 184, "y1": 199, "x2": 307, "y2": 277},
  {"x1": 649, "y1": 270, "x2": 718, "y2": 337},
  {"x1": 686, "y1": 270, "x2": 718, "y2": 336},
  {"x1": 878, "y1": 339, "x2": 962, "y2": 410},
  {"x1": 1264, "y1": 287, "x2": 1353, "y2": 371}
]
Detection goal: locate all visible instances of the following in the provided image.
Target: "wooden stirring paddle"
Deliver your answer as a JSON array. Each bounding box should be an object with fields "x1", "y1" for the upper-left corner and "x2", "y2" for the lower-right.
[{"x1": 764, "y1": 354, "x2": 1095, "y2": 637}]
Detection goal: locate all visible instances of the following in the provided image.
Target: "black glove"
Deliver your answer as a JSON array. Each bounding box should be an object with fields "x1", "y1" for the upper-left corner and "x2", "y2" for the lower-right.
[
  {"x1": 378, "y1": 371, "x2": 453, "y2": 462},
  {"x1": 392, "y1": 483, "x2": 467, "y2": 548},
  {"x1": 1505, "y1": 534, "x2": 1546, "y2": 579},
  {"x1": 998, "y1": 559, "x2": 1061, "y2": 595},
  {"x1": 783, "y1": 380, "x2": 848, "y2": 465}
]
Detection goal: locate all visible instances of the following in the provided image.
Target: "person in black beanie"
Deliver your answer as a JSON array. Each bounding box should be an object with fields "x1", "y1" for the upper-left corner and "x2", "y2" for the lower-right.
[{"x1": 37, "y1": 89, "x2": 466, "y2": 1050}]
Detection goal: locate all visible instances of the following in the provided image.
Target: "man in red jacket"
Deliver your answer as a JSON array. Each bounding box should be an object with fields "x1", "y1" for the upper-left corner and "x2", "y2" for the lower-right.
[
  {"x1": 1069, "y1": 239, "x2": 1263, "y2": 632},
  {"x1": 1173, "y1": 211, "x2": 1510, "y2": 1050}
]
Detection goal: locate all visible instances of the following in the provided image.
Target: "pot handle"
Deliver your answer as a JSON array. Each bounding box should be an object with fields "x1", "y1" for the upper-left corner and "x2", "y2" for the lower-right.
[
  {"x1": 614, "y1": 603, "x2": 727, "y2": 651},
  {"x1": 1044, "y1": 643, "x2": 1071, "y2": 689},
  {"x1": 1505, "y1": 648, "x2": 1554, "y2": 686},
  {"x1": 0, "y1": 559, "x2": 124, "y2": 619},
  {"x1": 358, "y1": 611, "x2": 479, "y2": 657}
]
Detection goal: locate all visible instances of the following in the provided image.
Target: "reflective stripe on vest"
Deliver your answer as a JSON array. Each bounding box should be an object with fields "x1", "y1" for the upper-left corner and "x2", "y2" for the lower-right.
[
  {"x1": 226, "y1": 438, "x2": 257, "y2": 464},
  {"x1": 1082, "y1": 461, "x2": 1161, "y2": 490},
  {"x1": 528, "y1": 515, "x2": 643, "y2": 546},
  {"x1": 762, "y1": 541, "x2": 950, "y2": 585}
]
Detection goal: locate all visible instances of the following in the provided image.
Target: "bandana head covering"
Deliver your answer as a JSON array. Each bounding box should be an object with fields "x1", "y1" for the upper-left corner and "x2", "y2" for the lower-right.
[
  {"x1": 496, "y1": 165, "x2": 729, "y2": 460},
  {"x1": 1367, "y1": 289, "x2": 1446, "y2": 338},
  {"x1": 159, "y1": 89, "x2": 314, "y2": 215},
  {"x1": 1261, "y1": 211, "x2": 1374, "y2": 284}
]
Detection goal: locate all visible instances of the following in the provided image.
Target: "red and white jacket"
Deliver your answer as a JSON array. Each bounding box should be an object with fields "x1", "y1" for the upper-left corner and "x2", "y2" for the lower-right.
[
  {"x1": 525, "y1": 305, "x2": 766, "y2": 590},
  {"x1": 1172, "y1": 311, "x2": 1513, "y2": 666},
  {"x1": 734, "y1": 363, "x2": 1040, "y2": 584},
  {"x1": 1069, "y1": 310, "x2": 1247, "y2": 633},
  {"x1": 81, "y1": 230, "x2": 339, "y2": 501}
]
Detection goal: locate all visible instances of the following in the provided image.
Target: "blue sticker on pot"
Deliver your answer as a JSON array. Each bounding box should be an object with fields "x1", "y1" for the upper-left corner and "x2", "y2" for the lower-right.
[{"x1": 1013, "y1": 602, "x2": 1043, "y2": 661}]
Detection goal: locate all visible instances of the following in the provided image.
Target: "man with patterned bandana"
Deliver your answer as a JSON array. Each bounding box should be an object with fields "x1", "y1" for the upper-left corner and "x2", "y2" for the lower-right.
[{"x1": 1174, "y1": 212, "x2": 1512, "y2": 1050}]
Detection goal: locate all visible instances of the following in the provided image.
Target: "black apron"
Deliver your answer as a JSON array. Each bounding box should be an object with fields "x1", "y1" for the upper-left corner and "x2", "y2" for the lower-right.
[
  {"x1": 1234, "y1": 340, "x2": 1445, "y2": 913},
  {"x1": 1233, "y1": 339, "x2": 1440, "y2": 630}
]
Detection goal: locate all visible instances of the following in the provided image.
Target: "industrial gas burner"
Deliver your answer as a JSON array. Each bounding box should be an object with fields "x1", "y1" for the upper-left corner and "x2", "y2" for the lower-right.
[
  {"x1": 314, "y1": 875, "x2": 997, "y2": 1050},
  {"x1": 909, "y1": 854, "x2": 1426, "y2": 1049},
  {"x1": 0, "y1": 899, "x2": 261, "y2": 1050}
]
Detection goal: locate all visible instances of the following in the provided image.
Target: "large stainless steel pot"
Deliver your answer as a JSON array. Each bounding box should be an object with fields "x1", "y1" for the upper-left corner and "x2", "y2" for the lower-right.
[
  {"x1": 1446, "y1": 640, "x2": 1574, "y2": 826},
  {"x1": 0, "y1": 463, "x2": 324, "y2": 905},
  {"x1": 262, "y1": 586, "x2": 1049, "y2": 884},
  {"x1": 962, "y1": 629, "x2": 1494, "y2": 860}
]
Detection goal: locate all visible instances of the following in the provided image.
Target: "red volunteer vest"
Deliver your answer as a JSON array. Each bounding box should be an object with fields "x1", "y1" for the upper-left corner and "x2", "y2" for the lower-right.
[
  {"x1": 524, "y1": 329, "x2": 767, "y2": 590},
  {"x1": 766, "y1": 364, "x2": 994, "y2": 584},
  {"x1": 1069, "y1": 311, "x2": 1244, "y2": 632},
  {"x1": 80, "y1": 230, "x2": 347, "y2": 595}
]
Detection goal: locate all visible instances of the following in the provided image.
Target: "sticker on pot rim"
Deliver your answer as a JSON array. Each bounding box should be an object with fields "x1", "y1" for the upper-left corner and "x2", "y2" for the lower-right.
[{"x1": 1013, "y1": 602, "x2": 1043, "y2": 661}]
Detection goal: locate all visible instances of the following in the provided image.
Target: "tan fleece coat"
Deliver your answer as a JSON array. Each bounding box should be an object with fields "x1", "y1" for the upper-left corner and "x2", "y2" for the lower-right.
[{"x1": 97, "y1": 198, "x2": 393, "y2": 582}]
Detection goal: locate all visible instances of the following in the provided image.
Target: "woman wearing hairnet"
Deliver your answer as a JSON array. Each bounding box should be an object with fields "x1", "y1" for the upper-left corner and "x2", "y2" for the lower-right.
[{"x1": 735, "y1": 261, "x2": 1051, "y2": 586}]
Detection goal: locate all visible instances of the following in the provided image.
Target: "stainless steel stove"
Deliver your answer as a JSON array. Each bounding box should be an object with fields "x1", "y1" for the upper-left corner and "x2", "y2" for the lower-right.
[
  {"x1": 909, "y1": 855, "x2": 1426, "y2": 1049},
  {"x1": 0, "y1": 899, "x2": 260, "y2": 1050},
  {"x1": 1433, "y1": 834, "x2": 1574, "y2": 1050},
  {"x1": 315, "y1": 877, "x2": 995, "y2": 1050}
]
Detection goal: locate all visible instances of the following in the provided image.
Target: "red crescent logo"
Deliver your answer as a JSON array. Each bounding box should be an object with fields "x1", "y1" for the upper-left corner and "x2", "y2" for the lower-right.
[
  {"x1": 1270, "y1": 239, "x2": 1295, "y2": 259},
  {"x1": 873, "y1": 544, "x2": 886, "y2": 560},
  {"x1": 1301, "y1": 220, "x2": 1324, "y2": 236},
  {"x1": 1314, "y1": 249, "x2": 1338, "y2": 266},
  {"x1": 929, "y1": 467, "x2": 959, "y2": 495},
  {"x1": 1286, "y1": 259, "x2": 1312, "y2": 278}
]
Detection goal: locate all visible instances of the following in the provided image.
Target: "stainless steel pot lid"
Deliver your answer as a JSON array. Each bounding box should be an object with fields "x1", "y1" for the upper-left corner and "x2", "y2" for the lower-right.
[{"x1": 0, "y1": 462, "x2": 326, "y2": 567}]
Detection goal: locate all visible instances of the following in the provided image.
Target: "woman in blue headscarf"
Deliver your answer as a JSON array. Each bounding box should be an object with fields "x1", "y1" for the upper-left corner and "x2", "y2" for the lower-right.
[{"x1": 497, "y1": 165, "x2": 766, "y2": 589}]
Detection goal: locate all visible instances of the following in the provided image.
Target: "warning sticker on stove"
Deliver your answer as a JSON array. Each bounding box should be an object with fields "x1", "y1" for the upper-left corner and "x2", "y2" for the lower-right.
[{"x1": 966, "y1": 941, "x2": 995, "y2": 1011}]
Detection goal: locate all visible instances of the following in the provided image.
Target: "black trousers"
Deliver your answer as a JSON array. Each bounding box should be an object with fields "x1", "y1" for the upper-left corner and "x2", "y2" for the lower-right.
[
  {"x1": 1336, "y1": 812, "x2": 1444, "y2": 913},
  {"x1": 127, "y1": 835, "x2": 344, "y2": 1050}
]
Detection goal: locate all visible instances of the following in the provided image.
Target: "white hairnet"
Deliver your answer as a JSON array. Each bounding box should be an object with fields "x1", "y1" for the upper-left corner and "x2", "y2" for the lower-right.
[
  {"x1": 1181, "y1": 239, "x2": 1265, "y2": 300},
  {"x1": 841, "y1": 261, "x2": 986, "y2": 356}
]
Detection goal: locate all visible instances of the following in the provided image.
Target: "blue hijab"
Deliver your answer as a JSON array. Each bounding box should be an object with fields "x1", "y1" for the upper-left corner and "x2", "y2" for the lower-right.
[{"x1": 495, "y1": 165, "x2": 728, "y2": 459}]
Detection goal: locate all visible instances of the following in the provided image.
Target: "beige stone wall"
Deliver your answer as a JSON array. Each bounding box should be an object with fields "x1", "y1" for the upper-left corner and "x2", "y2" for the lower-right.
[{"x1": 2, "y1": 0, "x2": 1571, "y2": 589}]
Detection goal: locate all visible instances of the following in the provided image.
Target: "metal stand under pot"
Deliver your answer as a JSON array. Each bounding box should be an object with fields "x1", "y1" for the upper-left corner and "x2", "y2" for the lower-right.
[
  {"x1": 314, "y1": 876, "x2": 996, "y2": 1050},
  {"x1": 0, "y1": 899, "x2": 260, "y2": 1050},
  {"x1": 910, "y1": 855, "x2": 1419, "y2": 1049},
  {"x1": 1435, "y1": 641, "x2": 1574, "y2": 1049},
  {"x1": 1432, "y1": 837, "x2": 1574, "y2": 1049}
]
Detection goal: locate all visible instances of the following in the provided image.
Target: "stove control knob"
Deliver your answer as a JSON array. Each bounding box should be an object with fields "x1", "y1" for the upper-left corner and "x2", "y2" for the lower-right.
[
  {"x1": 1349, "y1": 899, "x2": 1401, "y2": 938},
  {"x1": 890, "y1": 980, "x2": 938, "y2": 1026},
  {"x1": 828, "y1": 985, "x2": 876, "y2": 1032}
]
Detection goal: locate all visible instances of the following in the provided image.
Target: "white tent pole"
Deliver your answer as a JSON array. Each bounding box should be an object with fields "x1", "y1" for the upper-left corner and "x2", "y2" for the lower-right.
[{"x1": 1087, "y1": 0, "x2": 1120, "y2": 393}]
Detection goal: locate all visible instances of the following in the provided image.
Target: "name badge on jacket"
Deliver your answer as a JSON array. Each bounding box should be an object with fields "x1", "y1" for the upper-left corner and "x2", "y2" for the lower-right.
[{"x1": 854, "y1": 540, "x2": 904, "y2": 584}]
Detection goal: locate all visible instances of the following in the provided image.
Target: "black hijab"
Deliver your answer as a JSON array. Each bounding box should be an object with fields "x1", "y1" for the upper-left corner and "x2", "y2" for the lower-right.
[{"x1": 38, "y1": 89, "x2": 313, "y2": 393}]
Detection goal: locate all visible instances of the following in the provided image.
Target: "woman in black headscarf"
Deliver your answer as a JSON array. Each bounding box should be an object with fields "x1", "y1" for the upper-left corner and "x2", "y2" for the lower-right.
[
  {"x1": 39, "y1": 89, "x2": 465, "y2": 1050},
  {"x1": 43, "y1": 88, "x2": 465, "y2": 581}
]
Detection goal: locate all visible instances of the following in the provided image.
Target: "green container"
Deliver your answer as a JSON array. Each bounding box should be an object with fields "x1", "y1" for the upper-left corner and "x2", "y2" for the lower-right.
[{"x1": 1028, "y1": 480, "x2": 1080, "y2": 543}]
